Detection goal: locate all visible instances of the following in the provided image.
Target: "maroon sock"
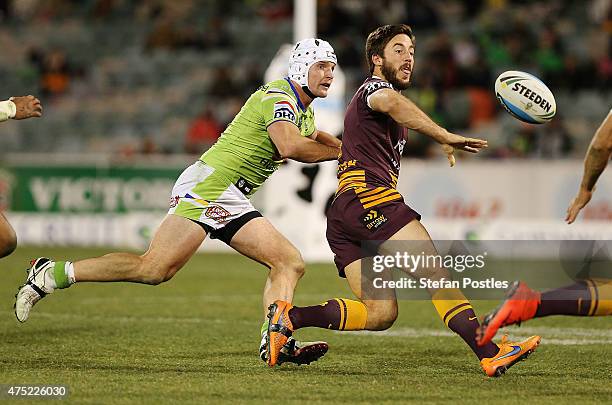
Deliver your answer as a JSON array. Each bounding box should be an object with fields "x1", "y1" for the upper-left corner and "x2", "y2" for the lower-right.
[
  {"x1": 536, "y1": 281, "x2": 591, "y2": 317},
  {"x1": 289, "y1": 300, "x2": 342, "y2": 330},
  {"x1": 447, "y1": 308, "x2": 499, "y2": 360}
]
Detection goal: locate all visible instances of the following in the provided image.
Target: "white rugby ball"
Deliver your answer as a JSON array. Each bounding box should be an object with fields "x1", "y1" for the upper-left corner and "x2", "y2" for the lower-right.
[{"x1": 494, "y1": 70, "x2": 556, "y2": 124}]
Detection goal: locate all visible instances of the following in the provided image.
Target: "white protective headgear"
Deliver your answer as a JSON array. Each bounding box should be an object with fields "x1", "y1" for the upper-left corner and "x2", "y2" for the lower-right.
[{"x1": 288, "y1": 38, "x2": 337, "y2": 90}]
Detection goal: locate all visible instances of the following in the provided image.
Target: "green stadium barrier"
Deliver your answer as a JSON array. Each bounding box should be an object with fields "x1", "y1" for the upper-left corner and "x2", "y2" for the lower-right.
[{"x1": 2, "y1": 162, "x2": 184, "y2": 213}]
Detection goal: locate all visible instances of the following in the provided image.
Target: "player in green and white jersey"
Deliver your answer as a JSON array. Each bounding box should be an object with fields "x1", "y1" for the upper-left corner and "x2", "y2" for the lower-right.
[
  {"x1": 0, "y1": 95, "x2": 43, "y2": 257},
  {"x1": 15, "y1": 39, "x2": 340, "y2": 366},
  {"x1": 170, "y1": 75, "x2": 323, "y2": 227}
]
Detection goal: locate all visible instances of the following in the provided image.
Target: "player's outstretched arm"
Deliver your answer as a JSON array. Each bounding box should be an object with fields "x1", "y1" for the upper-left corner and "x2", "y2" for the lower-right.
[
  {"x1": 566, "y1": 110, "x2": 612, "y2": 224},
  {"x1": 369, "y1": 88, "x2": 487, "y2": 166},
  {"x1": 310, "y1": 130, "x2": 342, "y2": 148},
  {"x1": 268, "y1": 121, "x2": 340, "y2": 163},
  {"x1": 0, "y1": 95, "x2": 43, "y2": 122}
]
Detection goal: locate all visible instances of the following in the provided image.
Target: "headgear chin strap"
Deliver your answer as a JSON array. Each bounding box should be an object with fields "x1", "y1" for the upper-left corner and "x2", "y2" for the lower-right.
[{"x1": 288, "y1": 38, "x2": 337, "y2": 98}]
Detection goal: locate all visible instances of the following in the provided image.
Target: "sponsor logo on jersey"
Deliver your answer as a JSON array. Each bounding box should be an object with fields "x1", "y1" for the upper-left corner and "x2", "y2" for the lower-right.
[
  {"x1": 360, "y1": 209, "x2": 388, "y2": 231},
  {"x1": 169, "y1": 195, "x2": 180, "y2": 208},
  {"x1": 273, "y1": 100, "x2": 297, "y2": 123},
  {"x1": 364, "y1": 80, "x2": 393, "y2": 98},
  {"x1": 394, "y1": 138, "x2": 406, "y2": 156},
  {"x1": 259, "y1": 158, "x2": 280, "y2": 171},
  {"x1": 205, "y1": 205, "x2": 232, "y2": 223},
  {"x1": 235, "y1": 176, "x2": 254, "y2": 195},
  {"x1": 337, "y1": 160, "x2": 357, "y2": 173}
]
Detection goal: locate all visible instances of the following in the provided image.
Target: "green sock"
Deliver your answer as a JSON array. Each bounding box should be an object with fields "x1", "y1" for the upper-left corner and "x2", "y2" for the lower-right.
[
  {"x1": 260, "y1": 320, "x2": 269, "y2": 337},
  {"x1": 53, "y1": 261, "x2": 70, "y2": 289}
]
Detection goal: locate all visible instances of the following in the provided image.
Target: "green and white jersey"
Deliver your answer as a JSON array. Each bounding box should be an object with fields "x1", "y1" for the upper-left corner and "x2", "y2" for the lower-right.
[{"x1": 200, "y1": 78, "x2": 316, "y2": 197}]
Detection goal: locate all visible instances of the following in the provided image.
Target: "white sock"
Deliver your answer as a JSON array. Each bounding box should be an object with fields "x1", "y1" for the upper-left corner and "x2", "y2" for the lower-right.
[
  {"x1": 65, "y1": 261, "x2": 76, "y2": 285},
  {"x1": 43, "y1": 266, "x2": 57, "y2": 290}
]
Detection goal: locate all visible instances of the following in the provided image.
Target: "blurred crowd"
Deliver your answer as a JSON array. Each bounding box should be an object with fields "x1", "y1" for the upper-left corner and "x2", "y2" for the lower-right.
[{"x1": 0, "y1": 0, "x2": 609, "y2": 159}]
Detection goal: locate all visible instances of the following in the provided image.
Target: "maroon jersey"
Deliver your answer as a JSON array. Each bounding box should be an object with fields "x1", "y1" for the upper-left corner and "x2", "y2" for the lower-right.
[{"x1": 336, "y1": 77, "x2": 407, "y2": 208}]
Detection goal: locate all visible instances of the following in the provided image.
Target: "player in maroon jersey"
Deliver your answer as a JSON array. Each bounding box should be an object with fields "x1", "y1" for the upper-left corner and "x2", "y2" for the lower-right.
[{"x1": 265, "y1": 24, "x2": 540, "y2": 376}]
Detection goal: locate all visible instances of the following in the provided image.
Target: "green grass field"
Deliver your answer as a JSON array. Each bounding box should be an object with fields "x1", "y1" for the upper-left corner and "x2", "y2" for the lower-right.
[{"x1": 1, "y1": 247, "x2": 611, "y2": 404}]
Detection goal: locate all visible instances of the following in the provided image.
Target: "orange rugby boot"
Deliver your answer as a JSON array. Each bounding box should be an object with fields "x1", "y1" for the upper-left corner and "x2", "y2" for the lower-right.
[
  {"x1": 476, "y1": 281, "x2": 541, "y2": 346},
  {"x1": 266, "y1": 300, "x2": 295, "y2": 367},
  {"x1": 480, "y1": 335, "x2": 541, "y2": 377}
]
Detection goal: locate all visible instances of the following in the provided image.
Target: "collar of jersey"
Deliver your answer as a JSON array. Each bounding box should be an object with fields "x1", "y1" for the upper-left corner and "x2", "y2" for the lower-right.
[
  {"x1": 371, "y1": 75, "x2": 395, "y2": 90},
  {"x1": 285, "y1": 78, "x2": 307, "y2": 112}
]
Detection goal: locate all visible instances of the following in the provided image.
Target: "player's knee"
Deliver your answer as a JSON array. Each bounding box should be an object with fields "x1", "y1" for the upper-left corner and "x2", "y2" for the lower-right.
[
  {"x1": 270, "y1": 249, "x2": 305, "y2": 280},
  {"x1": 0, "y1": 229, "x2": 17, "y2": 258},
  {"x1": 143, "y1": 268, "x2": 171, "y2": 285},
  {"x1": 365, "y1": 301, "x2": 398, "y2": 331},
  {"x1": 433, "y1": 267, "x2": 452, "y2": 282},
  {"x1": 418, "y1": 266, "x2": 452, "y2": 283},
  {"x1": 139, "y1": 257, "x2": 177, "y2": 285},
  {"x1": 290, "y1": 253, "x2": 306, "y2": 279}
]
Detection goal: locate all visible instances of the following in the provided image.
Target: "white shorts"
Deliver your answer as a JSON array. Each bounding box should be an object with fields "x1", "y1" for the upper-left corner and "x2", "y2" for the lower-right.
[{"x1": 168, "y1": 161, "x2": 261, "y2": 241}]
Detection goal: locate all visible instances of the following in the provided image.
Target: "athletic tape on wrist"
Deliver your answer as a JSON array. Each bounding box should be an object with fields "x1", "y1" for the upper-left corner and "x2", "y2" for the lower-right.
[{"x1": 0, "y1": 100, "x2": 17, "y2": 121}]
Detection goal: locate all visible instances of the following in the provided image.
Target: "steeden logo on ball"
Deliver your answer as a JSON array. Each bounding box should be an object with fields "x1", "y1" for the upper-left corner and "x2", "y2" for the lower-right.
[{"x1": 494, "y1": 70, "x2": 556, "y2": 124}]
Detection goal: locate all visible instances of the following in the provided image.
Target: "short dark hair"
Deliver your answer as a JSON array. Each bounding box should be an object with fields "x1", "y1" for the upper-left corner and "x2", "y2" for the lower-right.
[{"x1": 365, "y1": 24, "x2": 415, "y2": 73}]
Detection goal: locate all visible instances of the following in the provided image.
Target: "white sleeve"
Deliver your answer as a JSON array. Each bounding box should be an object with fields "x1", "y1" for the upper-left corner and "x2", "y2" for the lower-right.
[
  {"x1": 0, "y1": 100, "x2": 16, "y2": 122},
  {"x1": 366, "y1": 93, "x2": 375, "y2": 110},
  {"x1": 364, "y1": 81, "x2": 393, "y2": 110}
]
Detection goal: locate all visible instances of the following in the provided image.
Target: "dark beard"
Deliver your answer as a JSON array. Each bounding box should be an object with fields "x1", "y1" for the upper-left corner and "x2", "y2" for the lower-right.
[{"x1": 381, "y1": 59, "x2": 410, "y2": 90}]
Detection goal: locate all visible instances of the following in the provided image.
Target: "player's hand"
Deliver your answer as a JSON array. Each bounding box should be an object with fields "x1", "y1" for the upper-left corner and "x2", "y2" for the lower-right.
[
  {"x1": 10, "y1": 95, "x2": 43, "y2": 120},
  {"x1": 440, "y1": 133, "x2": 488, "y2": 167},
  {"x1": 565, "y1": 187, "x2": 593, "y2": 224}
]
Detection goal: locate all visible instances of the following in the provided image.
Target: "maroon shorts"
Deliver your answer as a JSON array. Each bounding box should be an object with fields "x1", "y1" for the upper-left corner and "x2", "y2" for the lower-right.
[{"x1": 326, "y1": 190, "x2": 421, "y2": 277}]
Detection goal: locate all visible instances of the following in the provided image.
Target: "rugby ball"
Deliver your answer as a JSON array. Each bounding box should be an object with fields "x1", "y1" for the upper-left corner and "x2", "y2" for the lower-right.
[{"x1": 494, "y1": 70, "x2": 556, "y2": 124}]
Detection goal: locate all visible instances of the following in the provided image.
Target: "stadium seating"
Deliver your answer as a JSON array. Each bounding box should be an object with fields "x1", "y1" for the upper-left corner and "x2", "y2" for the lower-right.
[{"x1": 0, "y1": 0, "x2": 608, "y2": 157}]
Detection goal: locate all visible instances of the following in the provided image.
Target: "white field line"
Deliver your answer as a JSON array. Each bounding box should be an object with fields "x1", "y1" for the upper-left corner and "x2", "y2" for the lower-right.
[
  {"x1": 56, "y1": 293, "x2": 333, "y2": 304},
  {"x1": 512, "y1": 326, "x2": 612, "y2": 338},
  {"x1": 340, "y1": 327, "x2": 612, "y2": 345},
  {"x1": 7, "y1": 311, "x2": 254, "y2": 326},
  {"x1": 3, "y1": 311, "x2": 610, "y2": 345}
]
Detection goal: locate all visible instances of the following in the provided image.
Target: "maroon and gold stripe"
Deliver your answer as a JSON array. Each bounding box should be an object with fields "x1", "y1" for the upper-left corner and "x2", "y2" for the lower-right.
[
  {"x1": 356, "y1": 187, "x2": 402, "y2": 209},
  {"x1": 389, "y1": 170, "x2": 398, "y2": 189},
  {"x1": 336, "y1": 170, "x2": 366, "y2": 195},
  {"x1": 586, "y1": 278, "x2": 598, "y2": 316},
  {"x1": 443, "y1": 302, "x2": 471, "y2": 326},
  {"x1": 335, "y1": 170, "x2": 402, "y2": 209}
]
